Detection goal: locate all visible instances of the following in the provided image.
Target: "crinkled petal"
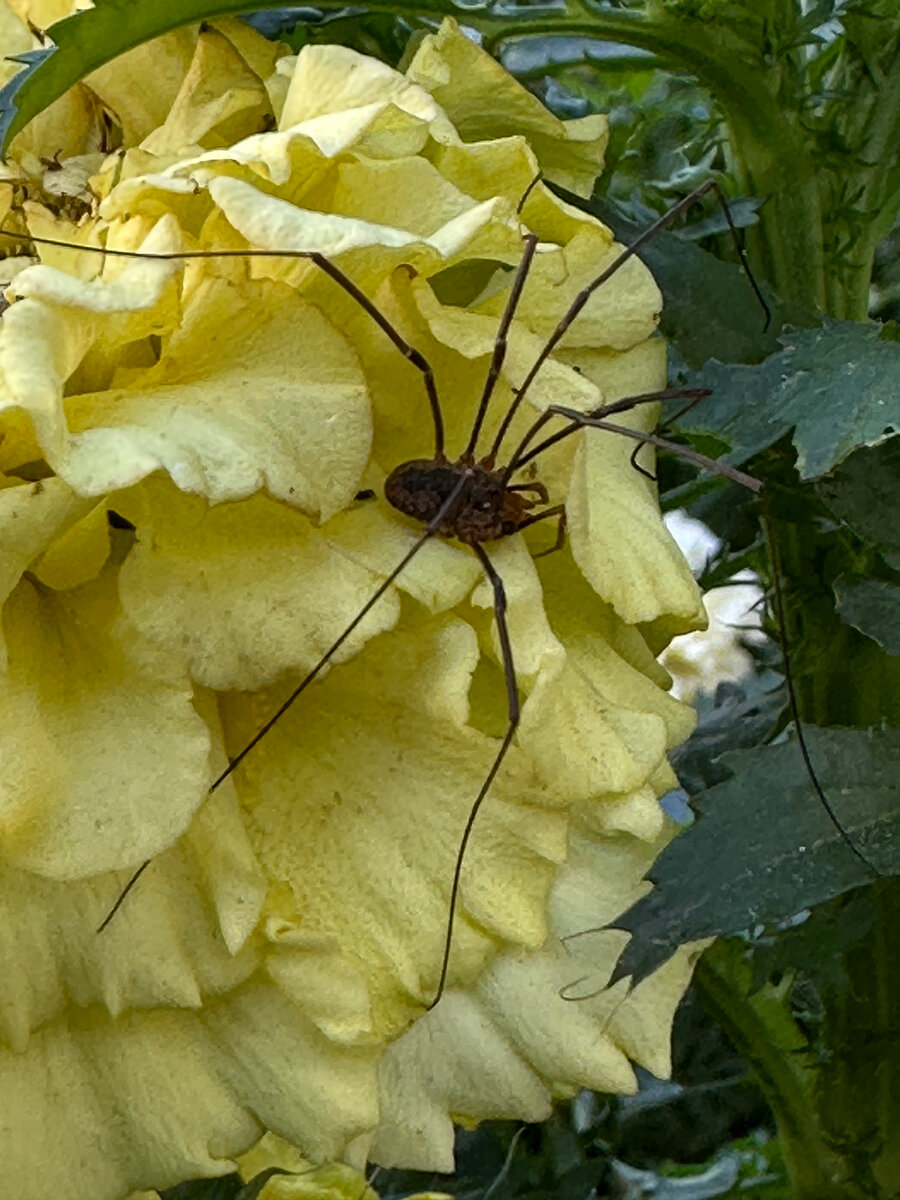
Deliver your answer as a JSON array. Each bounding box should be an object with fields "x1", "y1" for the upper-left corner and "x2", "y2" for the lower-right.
[
  {"x1": 405, "y1": 21, "x2": 608, "y2": 198},
  {"x1": 220, "y1": 615, "x2": 567, "y2": 1025},
  {"x1": 478, "y1": 225, "x2": 662, "y2": 355},
  {"x1": 0, "y1": 979, "x2": 379, "y2": 1200},
  {"x1": 116, "y1": 477, "x2": 400, "y2": 691},
  {"x1": 372, "y1": 827, "x2": 698, "y2": 1172},
  {"x1": 280, "y1": 43, "x2": 447, "y2": 135},
  {"x1": 0, "y1": 772, "x2": 264, "y2": 1044},
  {"x1": 562, "y1": 342, "x2": 705, "y2": 628},
  {"x1": 29, "y1": 497, "x2": 111, "y2": 591},
  {"x1": 0, "y1": 565, "x2": 210, "y2": 877},
  {"x1": 0, "y1": 476, "x2": 96, "y2": 662},
  {"x1": 3, "y1": 262, "x2": 371, "y2": 516},
  {"x1": 141, "y1": 26, "x2": 275, "y2": 157},
  {"x1": 202, "y1": 174, "x2": 517, "y2": 276},
  {"x1": 86, "y1": 20, "x2": 281, "y2": 151},
  {"x1": 472, "y1": 540, "x2": 694, "y2": 801}
]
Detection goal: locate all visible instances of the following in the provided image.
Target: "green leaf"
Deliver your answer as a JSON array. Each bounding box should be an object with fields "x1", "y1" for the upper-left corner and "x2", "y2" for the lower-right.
[
  {"x1": 749, "y1": 889, "x2": 878, "y2": 994},
  {"x1": 670, "y1": 673, "x2": 784, "y2": 795},
  {"x1": 593, "y1": 201, "x2": 783, "y2": 368},
  {"x1": 609, "y1": 726, "x2": 900, "y2": 986},
  {"x1": 682, "y1": 323, "x2": 900, "y2": 478},
  {"x1": 833, "y1": 577, "x2": 900, "y2": 657},
  {"x1": 818, "y1": 438, "x2": 900, "y2": 555}
]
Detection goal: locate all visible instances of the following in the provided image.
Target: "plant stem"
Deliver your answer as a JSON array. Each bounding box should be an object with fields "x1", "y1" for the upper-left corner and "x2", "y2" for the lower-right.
[{"x1": 694, "y1": 941, "x2": 851, "y2": 1199}]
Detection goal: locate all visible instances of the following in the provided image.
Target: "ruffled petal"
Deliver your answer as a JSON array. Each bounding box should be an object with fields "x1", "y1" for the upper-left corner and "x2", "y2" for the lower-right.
[
  {"x1": 405, "y1": 20, "x2": 608, "y2": 198},
  {"x1": 220, "y1": 615, "x2": 568, "y2": 1025},
  {"x1": 371, "y1": 827, "x2": 700, "y2": 1172},
  {"x1": 0, "y1": 565, "x2": 210, "y2": 878}
]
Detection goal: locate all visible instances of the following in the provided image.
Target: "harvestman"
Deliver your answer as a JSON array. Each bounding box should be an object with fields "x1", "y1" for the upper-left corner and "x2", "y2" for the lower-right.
[{"x1": 1, "y1": 180, "x2": 873, "y2": 1008}]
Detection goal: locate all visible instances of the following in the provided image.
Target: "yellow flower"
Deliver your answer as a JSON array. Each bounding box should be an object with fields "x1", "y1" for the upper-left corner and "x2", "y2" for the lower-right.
[{"x1": 0, "y1": 16, "x2": 705, "y2": 1198}]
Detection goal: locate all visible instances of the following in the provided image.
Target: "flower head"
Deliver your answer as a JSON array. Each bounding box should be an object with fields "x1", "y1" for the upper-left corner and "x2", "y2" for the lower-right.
[{"x1": 0, "y1": 15, "x2": 704, "y2": 1198}]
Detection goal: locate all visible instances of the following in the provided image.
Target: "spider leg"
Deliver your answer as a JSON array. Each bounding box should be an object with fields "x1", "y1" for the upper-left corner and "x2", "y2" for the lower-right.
[
  {"x1": 428, "y1": 541, "x2": 520, "y2": 1009},
  {"x1": 504, "y1": 387, "x2": 711, "y2": 482},
  {"x1": 464, "y1": 234, "x2": 539, "y2": 462},
  {"x1": 517, "y1": 503, "x2": 567, "y2": 558},
  {"x1": 98, "y1": 473, "x2": 471, "y2": 933},
  {"x1": 629, "y1": 439, "x2": 657, "y2": 483},
  {"x1": 0, "y1": 229, "x2": 448, "y2": 460},
  {"x1": 488, "y1": 178, "x2": 768, "y2": 462},
  {"x1": 507, "y1": 481, "x2": 550, "y2": 503},
  {"x1": 96, "y1": 859, "x2": 152, "y2": 933},
  {"x1": 546, "y1": 408, "x2": 763, "y2": 493},
  {"x1": 626, "y1": 387, "x2": 715, "y2": 483}
]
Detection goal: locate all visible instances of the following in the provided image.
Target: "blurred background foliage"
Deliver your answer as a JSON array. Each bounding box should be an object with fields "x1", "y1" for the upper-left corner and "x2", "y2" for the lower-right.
[{"x1": 3, "y1": 2, "x2": 898, "y2": 1197}]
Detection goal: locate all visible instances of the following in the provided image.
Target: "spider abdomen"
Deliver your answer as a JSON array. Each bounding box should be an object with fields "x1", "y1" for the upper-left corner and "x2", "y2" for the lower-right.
[{"x1": 384, "y1": 458, "x2": 529, "y2": 544}]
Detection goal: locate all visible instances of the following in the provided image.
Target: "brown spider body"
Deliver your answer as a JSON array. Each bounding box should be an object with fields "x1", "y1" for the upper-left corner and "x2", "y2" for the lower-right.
[{"x1": 384, "y1": 458, "x2": 539, "y2": 544}]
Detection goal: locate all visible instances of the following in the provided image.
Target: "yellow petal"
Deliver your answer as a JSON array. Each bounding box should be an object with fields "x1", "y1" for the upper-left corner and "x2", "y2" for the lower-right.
[
  {"x1": 85, "y1": 27, "x2": 215, "y2": 147},
  {"x1": 562, "y1": 341, "x2": 705, "y2": 627},
  {"x1": 31, "y1": 498, "x2": 111, "y2": 590},
  {"x1": 141, "y1": 26, "x2": 274, "y2": 157},
  {"x1": 280, "y1": 43, "x2": 445, "y2": 133},
  {"x1": 372, "y1": 826, "x2": 698, "y2": 1171},
  {"x1": 0, "y1": 565, "x2": 209, "y2": 877},
  {"x1": 406, "y1": 20, "x2": 608, "y2": 198},
  {"x1": 237, "y1": 1134, "x2": 380, "y2": 1200},
  {"x1": 0, "y1": 476, "x2": 96, "y2": 662},
  {"x1": 478, "y1": 224, "x2": 662, "y2": 355},
  {"x1": 116, "y1": 478, "x2": 401, "y2": 691},
  {"x1": 220, "y1": 614, "x2": 567, "y2": 1027},
  {"x1": 0, "y1": 982, "x2": 379, "y2": 1200},
  {"x1": 5, "y1": 263, "x2": 371, "y2": 517}
]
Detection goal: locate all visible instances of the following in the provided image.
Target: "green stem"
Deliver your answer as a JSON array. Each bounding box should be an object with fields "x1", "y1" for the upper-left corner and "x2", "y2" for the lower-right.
[
  {"x1": 696, "y1": 914, "x2": 900, "y2": 1200},
  {"x1": 480, "y1": 6, "x2": 827, "y2": 320},
  {"x1": 816, "y1": 880, "x2": 900, "y2": 1197},
  {"x1": 694, "y1": 941, "x2": 850, "y2": 1199}
]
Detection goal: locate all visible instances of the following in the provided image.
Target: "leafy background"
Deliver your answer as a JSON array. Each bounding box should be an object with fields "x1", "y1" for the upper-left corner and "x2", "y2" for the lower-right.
[{"x1": 2, "y1": 2, "x2": 898, "y2": 1198}]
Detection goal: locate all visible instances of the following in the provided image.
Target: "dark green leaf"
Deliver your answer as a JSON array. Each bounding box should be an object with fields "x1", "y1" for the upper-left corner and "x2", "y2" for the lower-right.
[
  {"x1": 682, "y1": 323, "x2": 900, "y2": 478},
  {"x1": 609, "y1": 726, "x2": 900, "y2": 987},
  {"x1": 749, "y1": 889, "x2": 878, "y2": 994},
  {"x1": 670, "y1": 674, "x2": 784, "y2": 795},
  {"x1": 594, "y1": 202, "x2": 783, "y2": 368},
  {"x1": 833, "y1": 577, "x2": 900, "y2": 656},
  {"x1": 818, "y1": 438, "x2": 900, "y2": 554}
]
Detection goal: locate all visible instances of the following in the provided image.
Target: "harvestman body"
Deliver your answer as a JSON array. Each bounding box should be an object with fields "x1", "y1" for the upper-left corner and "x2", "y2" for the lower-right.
[{"x1": 1, "y1": 180, "x2": 873, "y2": 1008}]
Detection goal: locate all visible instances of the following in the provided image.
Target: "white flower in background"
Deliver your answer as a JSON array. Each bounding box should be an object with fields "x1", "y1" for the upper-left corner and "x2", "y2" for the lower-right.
[{"x1": 661, "y1": 510, "x2": 765, "y2": 700}]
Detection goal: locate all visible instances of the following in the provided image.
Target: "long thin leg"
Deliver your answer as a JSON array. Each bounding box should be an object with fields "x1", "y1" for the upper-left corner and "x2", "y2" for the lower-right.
[
  {"x1": 428, "y1": 541, "x2": 520, "y2": 1010},
  {"x1": 543, "y1": 407, "x2": 763, "y2": 492},
  {"x1": 1, "y1": 229, "x2": 447, "y2": 460},
  {"x1": 96, "y1": 860, "x2": 152, "y2": 932},
  {"x1": 629, "y1": 439, "x2": 656, "y2": 483},
  {"x1": 98, "y1": 473, "x2": 472, "y2": 933},
  {"x1": 761, "y1": 508, "x2": 879, "y2": 875},
  {"x1": 627, "y1": 387, "x2": 716, "y2": 483},
  {"x1": 504, "y1": 387, "x2": 711, "y2": 482},
  {"x1": 463, "y1": 234, "x2": 539, "y2": 463},
  {"x1": 488, "y1": 179, "x2": 769, "y2": 463}
]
